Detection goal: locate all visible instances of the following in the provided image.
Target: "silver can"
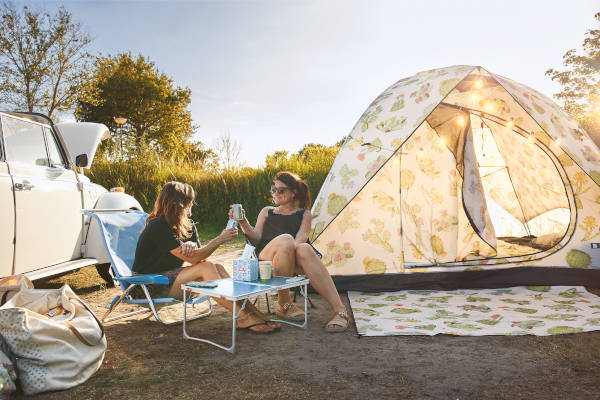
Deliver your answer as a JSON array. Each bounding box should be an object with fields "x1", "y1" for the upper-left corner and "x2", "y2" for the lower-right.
[{"x1": 232, "y1": 204, "x2": 243, "y2": 220}]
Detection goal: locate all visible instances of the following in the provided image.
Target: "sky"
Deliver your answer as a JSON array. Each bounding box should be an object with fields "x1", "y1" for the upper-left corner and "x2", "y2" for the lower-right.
[{"x1": 26, "y1": 0, "x2": 600, "y2": 167}]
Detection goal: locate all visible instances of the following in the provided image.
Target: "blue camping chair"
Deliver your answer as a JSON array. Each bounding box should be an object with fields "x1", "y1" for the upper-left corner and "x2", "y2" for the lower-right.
[{"x1": 84, "y1": 210, "x2": 212, "y2": 325}]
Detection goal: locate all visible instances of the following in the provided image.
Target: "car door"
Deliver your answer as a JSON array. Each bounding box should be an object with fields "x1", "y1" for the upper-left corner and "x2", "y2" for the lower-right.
[
  {"x1": 0, "y1": 130, "x2": 15, "y2": 276},
  {"x1": 2, "y1": 114, "x2": 83, "y2": 274}
]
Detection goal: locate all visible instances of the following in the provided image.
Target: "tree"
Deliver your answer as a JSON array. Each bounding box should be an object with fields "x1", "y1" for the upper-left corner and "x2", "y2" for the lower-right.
[
  {"x1": 0, "y1": 2, "x2": 91, "y2": 118},
  {"x1": 213, "y1": 131, "x2": 242, "y2": 170},
  {"x1": 546, "y1": 12, "x2": 600, "y2": 144},
  {"x1": 76, "y1": 53, "x2": 197, "y2": 159}
]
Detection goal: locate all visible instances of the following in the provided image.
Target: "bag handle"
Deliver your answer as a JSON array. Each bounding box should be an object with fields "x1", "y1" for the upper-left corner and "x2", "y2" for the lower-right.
[{"x1": 62, "y1": 297, "x2": 105, "y2": 347}]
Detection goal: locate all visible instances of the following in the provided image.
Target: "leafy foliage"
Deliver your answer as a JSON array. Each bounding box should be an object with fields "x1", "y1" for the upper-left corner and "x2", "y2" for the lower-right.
[
  {"x1": 0, "y1": 2, "x2": 92, "y2": 117},
  {"x1": 546, "y1": 12, "x2": 600, "y2": 143},
  {"x1": 88, "y1": 142, "x2": 339, "y2": 232},
  {"x1": 75, "y1": 53, "x2": 211, "y2": 163}
]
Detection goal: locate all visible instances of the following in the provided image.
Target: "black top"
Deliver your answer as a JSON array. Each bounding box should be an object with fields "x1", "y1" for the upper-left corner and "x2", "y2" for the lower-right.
[
  {"x1": 256, "y1": 208, "x2": 305, "y2": 255},
  {"x1": 132, "y1": 218, "x2": 200, "y2": 274}
]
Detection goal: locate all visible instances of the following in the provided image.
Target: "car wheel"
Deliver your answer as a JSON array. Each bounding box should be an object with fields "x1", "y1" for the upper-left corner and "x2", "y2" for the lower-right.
[{"x1": 95, "y1": 263, "x2": 115, "y2": 287}]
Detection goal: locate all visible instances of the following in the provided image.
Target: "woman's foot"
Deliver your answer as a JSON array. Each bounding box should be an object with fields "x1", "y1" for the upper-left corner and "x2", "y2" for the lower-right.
[
  {"x1": 245, "y1": 303, "x2": 282, "y2": 329},
  {"x1": 325, "y1": 310, "x2": 350, "y2": 333},
  {"x1": 276, "y1": 302, "x2": 306, "y2": 322},
  {"x1": 237, "y1": 312, "x2": 276, "y2": 333}
]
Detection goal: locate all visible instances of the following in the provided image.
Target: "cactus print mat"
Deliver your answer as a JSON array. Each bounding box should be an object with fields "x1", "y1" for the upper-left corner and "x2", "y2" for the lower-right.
[{"x1": 348, "y1": 286, "x2": 600, "y2": 336}]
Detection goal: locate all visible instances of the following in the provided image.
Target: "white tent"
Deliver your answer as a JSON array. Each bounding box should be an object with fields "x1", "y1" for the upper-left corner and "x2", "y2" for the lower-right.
[{"x1": 310, "y1": 66, "x2": 600, "y2": 289}]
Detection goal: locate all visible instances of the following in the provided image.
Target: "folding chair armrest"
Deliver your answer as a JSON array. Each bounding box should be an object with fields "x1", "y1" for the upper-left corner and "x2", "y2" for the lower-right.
[{"x1": 114, "y1": 274, "x2": 169, "y2": 285}]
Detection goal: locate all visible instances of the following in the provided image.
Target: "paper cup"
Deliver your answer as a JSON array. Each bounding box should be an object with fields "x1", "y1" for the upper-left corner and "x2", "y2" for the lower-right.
[{"x1": 259, "y1": 261, "x2": 273, "y2": 282}]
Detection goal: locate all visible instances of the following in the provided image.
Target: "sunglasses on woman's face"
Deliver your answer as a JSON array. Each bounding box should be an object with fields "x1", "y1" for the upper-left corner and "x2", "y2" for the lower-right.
[{"x1": 270, "y1": 185, "x2": 289, "y2": 194}]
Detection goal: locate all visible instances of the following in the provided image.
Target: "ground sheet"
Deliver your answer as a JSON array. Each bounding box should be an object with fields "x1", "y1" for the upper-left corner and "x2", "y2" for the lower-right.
[{"x1": 348, "y1": 286, "x2": 600, "y2": 336}]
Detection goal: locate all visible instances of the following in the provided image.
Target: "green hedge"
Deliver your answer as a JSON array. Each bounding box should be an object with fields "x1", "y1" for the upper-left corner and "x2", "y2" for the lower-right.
[{"x1": 87, "y1": 149, "x2": 336, "y2": 233}]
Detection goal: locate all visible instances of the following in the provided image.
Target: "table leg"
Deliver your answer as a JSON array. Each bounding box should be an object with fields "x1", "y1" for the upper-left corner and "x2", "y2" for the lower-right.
[{"x1": 183, "y1": 294, "x2": 249, "y2": 355}]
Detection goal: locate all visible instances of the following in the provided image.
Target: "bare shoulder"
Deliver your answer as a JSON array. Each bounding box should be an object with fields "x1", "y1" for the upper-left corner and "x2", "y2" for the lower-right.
[
  {"x1": 258, "y1": 206, "x2": 274, "y2": 218},
  {"x1": 302, "y1": 209, "x2": 312, "y2": 220}
]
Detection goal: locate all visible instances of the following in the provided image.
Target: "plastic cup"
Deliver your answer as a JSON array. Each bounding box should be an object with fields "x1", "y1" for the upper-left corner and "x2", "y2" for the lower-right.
[{"x1": 259, "y1": 261, "x2": 273, "y2": 282}]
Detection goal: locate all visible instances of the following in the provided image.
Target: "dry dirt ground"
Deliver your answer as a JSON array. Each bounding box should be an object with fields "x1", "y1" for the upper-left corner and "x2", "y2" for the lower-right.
[{"x1": 15, "y1": 244, "x2": 600, "y2": 400}]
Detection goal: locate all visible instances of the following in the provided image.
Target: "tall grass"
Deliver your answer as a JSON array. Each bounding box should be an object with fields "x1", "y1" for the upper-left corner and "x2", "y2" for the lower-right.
[{"x1": 87, "y1": 147, "x2": 337, "y2": 234}]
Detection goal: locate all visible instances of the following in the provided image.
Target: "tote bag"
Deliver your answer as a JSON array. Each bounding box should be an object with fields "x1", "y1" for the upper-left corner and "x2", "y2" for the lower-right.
[
  {"x1": 0, "y1": 285, "x2": 106, "y2": 395},
  {"x1": 0, "y1": 275, "x2": 33, "y2": 306}
]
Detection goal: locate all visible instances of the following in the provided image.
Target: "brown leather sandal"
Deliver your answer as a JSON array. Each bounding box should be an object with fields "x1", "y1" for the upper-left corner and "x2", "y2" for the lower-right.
[
  {"x1": 276, "y1": 303, "x2": 306, "y2": 322},
  {"x1": 325, "y1": 310, "x2": 350, "y2": 333}
]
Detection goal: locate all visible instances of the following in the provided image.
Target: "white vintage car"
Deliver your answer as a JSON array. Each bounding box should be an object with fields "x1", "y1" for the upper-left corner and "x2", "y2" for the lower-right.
[{"x1": 1, "y1": 112, "x2": 142, "y2": 281}]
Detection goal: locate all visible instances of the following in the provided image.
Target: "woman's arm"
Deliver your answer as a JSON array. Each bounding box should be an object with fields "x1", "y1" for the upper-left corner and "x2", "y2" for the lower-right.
[
  {"x1": 171, "y1": 228, "x2": 238, "y2": 263},
  {"x1": 294, "y1": 210, "x2": 312, "y2": 245},
  {"x1": 238, "y1": 206, "x2": 269, "y2": 246}
]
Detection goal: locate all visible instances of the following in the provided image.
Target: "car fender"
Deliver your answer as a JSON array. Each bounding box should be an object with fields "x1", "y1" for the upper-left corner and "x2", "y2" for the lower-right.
[{"x1": 84, "y1": 192, "x2": 144, "y2": 262}]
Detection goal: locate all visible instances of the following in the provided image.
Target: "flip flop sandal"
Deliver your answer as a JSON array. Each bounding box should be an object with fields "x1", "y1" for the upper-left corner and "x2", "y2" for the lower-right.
[
  {"x1": 276, "y1": 303, "x2": 306, "y2": 322},
  {"x1": 265, "y1": 320, "x2": 282, "y2": 330},
  {"x1": 238, "y1": 322, "x2": 276, "y2": 334},
  {"x1": 325, "y1": 311, "x2": 350, "y2": 333}
]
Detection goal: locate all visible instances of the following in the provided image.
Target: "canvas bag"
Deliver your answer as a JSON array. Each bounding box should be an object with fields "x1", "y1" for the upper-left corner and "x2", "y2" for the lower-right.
[
  {"x1": 0, "y1": 275, "x2": 33, "y2": 306},
  {"x1": 0, "y1": 285, "x2": 106, "y2": 395}
]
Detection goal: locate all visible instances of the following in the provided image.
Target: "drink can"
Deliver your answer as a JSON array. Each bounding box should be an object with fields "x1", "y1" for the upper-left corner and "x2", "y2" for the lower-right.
[{"x1": 232, "y1": 204, "x2": 243, "y2": 220}]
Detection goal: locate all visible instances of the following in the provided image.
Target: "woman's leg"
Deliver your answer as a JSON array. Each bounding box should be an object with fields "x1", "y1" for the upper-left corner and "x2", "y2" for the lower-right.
[
  {"x1": 295, "y1": 243, "x2": 345, "y2": 314},
  {"x1": 258, "y1": 234, "x2": 296, "y2": 308},
  {"x1": 169, "y1": 261, "x2": 273, "y2": 332}
]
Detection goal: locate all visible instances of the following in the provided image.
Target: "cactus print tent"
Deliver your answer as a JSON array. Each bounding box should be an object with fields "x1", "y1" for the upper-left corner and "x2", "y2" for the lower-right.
[{"x1": 310, "y1": 65, "x2": 600, "y2": 290}]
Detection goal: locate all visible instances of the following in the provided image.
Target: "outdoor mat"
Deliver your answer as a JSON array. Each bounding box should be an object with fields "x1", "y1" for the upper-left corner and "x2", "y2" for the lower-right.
[{"x1": 348, "y1": 286, "x2": 600, "y2": 336}]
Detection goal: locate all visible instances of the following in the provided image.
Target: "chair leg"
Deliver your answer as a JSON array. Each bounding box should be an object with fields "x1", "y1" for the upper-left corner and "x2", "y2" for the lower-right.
[
  {"x1": 141, "y1": 284, "x2": 167, "y2": 325},
  {"x1": 293, "y1": 286, "x2": 316, "y2": 308},
  {"x1": 265, "y1": 294, "x2": 271, "y2": 314},
  {"x1": 102, "y1": 284, "x2": 148, "y2": 322}
]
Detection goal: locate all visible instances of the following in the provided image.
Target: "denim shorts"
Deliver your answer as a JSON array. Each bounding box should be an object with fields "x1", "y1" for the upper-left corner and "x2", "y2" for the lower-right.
[{"x1": 130, "y1": 267, "x2": 183, "y2": 299}]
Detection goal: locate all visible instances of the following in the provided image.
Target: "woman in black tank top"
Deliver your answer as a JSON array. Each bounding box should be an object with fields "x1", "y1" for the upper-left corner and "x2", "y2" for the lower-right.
[{"x1": 234, "y1": 171, "x2": 351, "y2": 332}]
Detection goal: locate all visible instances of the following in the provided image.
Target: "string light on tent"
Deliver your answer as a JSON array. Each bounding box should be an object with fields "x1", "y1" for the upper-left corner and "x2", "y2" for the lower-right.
[
  {"x1": 473, "y1": 79, "x2": 484, "y2": 90},
  {"x1": 456, "y1": 115, "x2": 467, "y2": 127},
  {"x1": 506, "y1": 119, "x2": 514, "y2": 129}
]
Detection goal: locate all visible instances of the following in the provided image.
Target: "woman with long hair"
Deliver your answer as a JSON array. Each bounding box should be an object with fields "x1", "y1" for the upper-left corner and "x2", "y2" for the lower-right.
[
  {"x1": 234, "y1": 171, "x2": 350, "y2": 332},
  {"x1": 133, "y1": 181, "x2": 278, "y2": 333}
]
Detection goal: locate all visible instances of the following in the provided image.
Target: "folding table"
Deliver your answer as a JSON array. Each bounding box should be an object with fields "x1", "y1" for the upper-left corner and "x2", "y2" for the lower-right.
[{"x1": 182, "y1": 276, "x2": 309, "y2": 354}]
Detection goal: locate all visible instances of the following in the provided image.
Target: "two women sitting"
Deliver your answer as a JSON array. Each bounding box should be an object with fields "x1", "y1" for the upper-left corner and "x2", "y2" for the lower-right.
[{"x1": 132, "y1": 172, "x2": 350, "y2": 334}]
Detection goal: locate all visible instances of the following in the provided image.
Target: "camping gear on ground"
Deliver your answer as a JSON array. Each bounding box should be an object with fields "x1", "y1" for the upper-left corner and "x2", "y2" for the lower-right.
[
  {"x1": 0, "y1": 285, "x2": 105, "y2": 395},
  {"x1": 233, "y1": 259, "x2": 259, "y2": 281},
  {"x1": 348, "y1": 286, "x2": 600, "y2": 336},
  {"x1": 310, "y1": 65, "x2": 600, "y2": 291},
  {"x1": 0, "y1": 276, "x2": 33, "y2": 306},
  {"x1": 84, "y1": 210, "x2": 212, "y2": 324}
]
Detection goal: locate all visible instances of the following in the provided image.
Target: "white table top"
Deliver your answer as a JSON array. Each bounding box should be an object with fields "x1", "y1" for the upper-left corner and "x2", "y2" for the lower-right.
[{"x1": 182, "y1": 276, "x2": 309, "y2": 301}]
